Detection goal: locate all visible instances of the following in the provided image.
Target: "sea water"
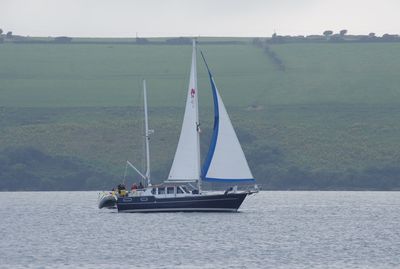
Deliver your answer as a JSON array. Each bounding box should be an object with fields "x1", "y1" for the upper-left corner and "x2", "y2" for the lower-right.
[{"x1": 0, "y1": 191, "x2": 399, "y2": 269}]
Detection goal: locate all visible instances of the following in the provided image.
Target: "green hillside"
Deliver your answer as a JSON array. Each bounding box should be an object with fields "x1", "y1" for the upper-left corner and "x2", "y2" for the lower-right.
[{"x1": 1, "y1": 40, "x2": 400, "y2": 190}]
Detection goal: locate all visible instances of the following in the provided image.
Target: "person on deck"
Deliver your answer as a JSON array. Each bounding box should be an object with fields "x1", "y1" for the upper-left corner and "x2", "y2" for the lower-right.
[
  {"x1": 138, "y1": 182, "x2": 144, "y2": 189},
  {"x1": 118, "y1": 184, "x2": 127, "y2": 196},
  {"x1": 131, "y1": 184, "x2": 138, "y2": 191}
]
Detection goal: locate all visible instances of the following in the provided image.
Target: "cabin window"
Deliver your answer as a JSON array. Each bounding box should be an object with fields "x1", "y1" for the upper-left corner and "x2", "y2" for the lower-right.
[
  {"x1": 181, "y1": 186, "x2": 189, "y2": 193},
  {"x1": 177, "y1": 187, "x2": 184, "y2": 194},
  {"x1": 167, "y1": 187, "x2": 174, "y2": 194},
  {"x1": 158, "y1": 187, "x2": 165, "y2": 195},
  {"x1": 151, "y1": 188, "x2": 156, "y2": 195}
]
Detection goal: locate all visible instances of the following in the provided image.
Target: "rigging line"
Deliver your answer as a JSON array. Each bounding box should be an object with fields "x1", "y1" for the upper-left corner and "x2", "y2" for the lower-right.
[
  {"x1": 124, "y1": 78, "x2": 144, "y2": 185},
  {"x1": 123, "y1": 161, "x2": 128, "y2": 184},
  {"x1": 200, "y1": 50, "x2": 213, "y2": 76}
]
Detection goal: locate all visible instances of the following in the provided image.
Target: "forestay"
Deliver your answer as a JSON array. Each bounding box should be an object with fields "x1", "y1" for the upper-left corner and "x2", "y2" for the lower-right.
[
  {"x1": 201, "y1": 58, "x2": 254, "y2": 182},
  {"x1": 168, "y1": 41, "x2": 201, "y2": 181}
]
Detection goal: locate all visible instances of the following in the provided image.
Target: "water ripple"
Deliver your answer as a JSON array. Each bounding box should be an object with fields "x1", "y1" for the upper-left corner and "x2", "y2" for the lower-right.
[{"x1": 0, "y1": 191, "x2": 399, "y2": 269}]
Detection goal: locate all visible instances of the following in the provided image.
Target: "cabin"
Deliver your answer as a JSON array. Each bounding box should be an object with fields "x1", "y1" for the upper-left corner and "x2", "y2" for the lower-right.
[
  {"x1": 126, "y1": 184, "x2": 196, "y2": 198},
  {"x1": 151, "y1": 185, "x2": 191, "y2": 196}
]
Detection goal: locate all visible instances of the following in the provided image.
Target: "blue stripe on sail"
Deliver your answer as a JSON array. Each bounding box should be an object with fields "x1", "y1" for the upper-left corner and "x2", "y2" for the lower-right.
[
  {"x1": 200, "y1": 52, "x2": 219, "y2": 179},
  {"x1": 204, "y1": 177, "x2": 255, "y2": 183},
  {"x1": 201, "y1": 76, "x2": 219, "y2": 179}
]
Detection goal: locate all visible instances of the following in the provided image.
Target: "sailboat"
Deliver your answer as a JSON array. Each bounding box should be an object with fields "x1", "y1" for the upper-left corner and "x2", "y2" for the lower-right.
[{"x1": 99, "y1": 40, "x2": 257, "y2": 212}]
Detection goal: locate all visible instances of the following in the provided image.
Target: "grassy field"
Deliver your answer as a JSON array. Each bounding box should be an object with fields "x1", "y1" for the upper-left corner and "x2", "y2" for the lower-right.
[
  {"x1": 2, "y1": 42, "x2": 400, "y2": 107},
  {"x1": 1, "y1": 40, "x2": 400, "y2": 190}
]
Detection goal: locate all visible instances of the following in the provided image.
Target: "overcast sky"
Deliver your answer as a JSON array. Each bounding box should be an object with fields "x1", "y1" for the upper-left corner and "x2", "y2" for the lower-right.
[{"x1": 1, "y1": 0, "x2": 399, "y2": 37}]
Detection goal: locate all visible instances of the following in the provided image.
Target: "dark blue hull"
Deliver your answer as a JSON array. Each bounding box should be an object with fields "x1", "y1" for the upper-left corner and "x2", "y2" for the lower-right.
[{"x1": 117, "y1": 192, "x2": 248, "y2": 213}]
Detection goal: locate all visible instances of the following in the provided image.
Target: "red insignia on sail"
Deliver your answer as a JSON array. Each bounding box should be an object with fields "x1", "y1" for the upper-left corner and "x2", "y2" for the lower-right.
[{"x1": 191, "y1": 88, "x2": 196, "y2": 98}]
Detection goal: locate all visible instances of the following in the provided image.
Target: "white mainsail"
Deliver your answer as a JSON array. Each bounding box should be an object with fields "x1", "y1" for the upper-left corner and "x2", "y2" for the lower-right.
[
  {"x1": 201, "y1": 57, "x2": 254, "y2": 182},
  {"x1": 167, "y1": 40, "x2": 201, "y2": 181}
]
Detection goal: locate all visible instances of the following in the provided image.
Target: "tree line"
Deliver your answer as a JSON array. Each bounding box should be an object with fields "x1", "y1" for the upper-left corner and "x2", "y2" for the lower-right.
[
  {"x1": 3, "y1": 27, "x2": 399, "y2": 46},
  {"x1": 0, "y1": 31, "x2": 242, "y2": 45},
  {"x1": 0, "y1": 147, "x2": 113, "y2": 191},
  {"x1": 253, "y1": 29, "x2": 400, "y2": 45},
  {"x1": 1, "y1": 146, "x2": 400, "y2": 191}
]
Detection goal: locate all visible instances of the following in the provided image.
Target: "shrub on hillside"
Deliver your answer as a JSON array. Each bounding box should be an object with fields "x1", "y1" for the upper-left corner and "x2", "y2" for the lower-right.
[{"x1": 54, "y1": 36, "x2": 72, "y2": 43}]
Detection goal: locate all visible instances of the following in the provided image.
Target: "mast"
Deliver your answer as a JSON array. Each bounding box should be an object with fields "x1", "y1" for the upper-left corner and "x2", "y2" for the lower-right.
[
  {"x1": 193, "y1": 39, "x2": 202, "y2": 193},
  {"x1": 143, "y1": 80, "x2": 152, "y2": 186}
]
